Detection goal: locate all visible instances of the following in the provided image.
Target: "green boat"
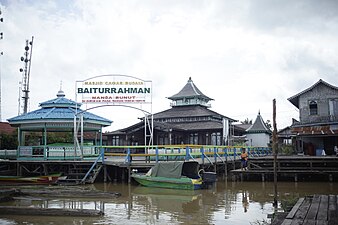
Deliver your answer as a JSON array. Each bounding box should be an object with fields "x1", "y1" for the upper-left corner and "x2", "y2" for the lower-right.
[{"x1": 131, "y1": 161, "x2": 216, "y2": 190}]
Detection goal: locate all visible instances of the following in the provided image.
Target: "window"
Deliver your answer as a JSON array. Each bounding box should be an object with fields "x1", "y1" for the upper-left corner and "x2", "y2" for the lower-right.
[
  {"x1": 112, "y1": 136, "x2": 119, "y2": 146},
  {"x1": 309, "y1": 100, "x2": 318, "y2": 115},
  {"x1": 189, "y1": 133, "x2": 198, "y2": 145},
  {"x1": 329, "y1": 99, "x2": 338, "y2": 117},
  {"x1": 211, "y1": 132, "x2": 221, "y2": 145}
]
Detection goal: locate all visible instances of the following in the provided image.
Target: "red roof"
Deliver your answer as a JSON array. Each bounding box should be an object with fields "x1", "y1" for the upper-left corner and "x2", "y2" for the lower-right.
[{"x1": 0, "y1": 122, "x2": 16, "y2": 134}]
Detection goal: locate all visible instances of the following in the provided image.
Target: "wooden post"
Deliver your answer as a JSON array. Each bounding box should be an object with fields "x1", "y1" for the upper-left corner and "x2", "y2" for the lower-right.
[
  {"x1": 224, "y1": 148, "x2": 228, "y2": 177},
  {"x1": 103, "y1": 165, "x2": 107, "y2": 183},
  {"x1": 128, "y1": 166, "x2": 131, "y2": 183},
  {"x1": 273, "y1": 99, "x2": 278, "y2": 207}
]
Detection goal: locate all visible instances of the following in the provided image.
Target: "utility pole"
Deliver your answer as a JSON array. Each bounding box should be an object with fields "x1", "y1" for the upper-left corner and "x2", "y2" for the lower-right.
[
  {"x1": 19, "y1": 36, "x2": 34, "y2": 114},
  {"x1": 273, "y1": 99, "x2": 278, "y2": 207},
  {"x1": 0, "y1": 7, "x2": 4, "y2": 121}
]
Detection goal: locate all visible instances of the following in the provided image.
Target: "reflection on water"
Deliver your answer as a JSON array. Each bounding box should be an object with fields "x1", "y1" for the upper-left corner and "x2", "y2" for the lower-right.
[{"x1": 1, "y1": 178, "x2": 338, "y2": 225}]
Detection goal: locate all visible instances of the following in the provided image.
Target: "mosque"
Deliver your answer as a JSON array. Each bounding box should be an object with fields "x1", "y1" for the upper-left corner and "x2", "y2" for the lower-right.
[{"x1": 104, "y1": 77, "x2": 271, "y2": 148}]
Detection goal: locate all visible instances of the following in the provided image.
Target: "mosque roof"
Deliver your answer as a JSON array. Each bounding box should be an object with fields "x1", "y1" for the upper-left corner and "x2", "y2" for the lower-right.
[
  {"x1": 8, "y1": 90, "x2": 112, "y2": 127},
  {"x1": 246, "y1": 112, "x2": 271, "y2": 134},
  {"x1": 168, "y1": 77, "x2": 213, "y2": 101}
]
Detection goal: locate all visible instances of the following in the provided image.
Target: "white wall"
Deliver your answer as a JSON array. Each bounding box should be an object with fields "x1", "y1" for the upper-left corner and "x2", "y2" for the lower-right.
[{"x1": 246, "y1": 133, "x2": 270, "y2": 147}]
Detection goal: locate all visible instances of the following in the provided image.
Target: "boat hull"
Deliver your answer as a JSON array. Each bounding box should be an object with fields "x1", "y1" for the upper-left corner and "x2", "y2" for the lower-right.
[
  {"x1": 131, "y1": 174, "x2": 203, "y2": 190},
  {"x1": 0, "y1": 174, "x2": 62, "y2": 185}
]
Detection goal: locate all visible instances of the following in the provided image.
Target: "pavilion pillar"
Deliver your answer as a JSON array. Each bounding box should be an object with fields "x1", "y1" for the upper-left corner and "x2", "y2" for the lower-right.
[
  {"x1": 44, "y1": 125, "x2": 47, "y2": 160},
  {"x1": 17, "y1": 128, "x2": 22, "y2": 158}
]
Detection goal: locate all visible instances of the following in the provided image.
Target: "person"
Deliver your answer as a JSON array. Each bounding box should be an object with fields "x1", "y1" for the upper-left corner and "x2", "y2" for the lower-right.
[
  {"x1": 334, "y1": 146, "x2": 338, "y2": 156},
  {"x1": 241, "y1": 148, "x2": 248, "y2": 170}
]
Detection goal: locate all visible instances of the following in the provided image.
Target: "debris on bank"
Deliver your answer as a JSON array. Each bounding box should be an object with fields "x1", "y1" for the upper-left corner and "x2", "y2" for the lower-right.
[{"x1": 0, "y1": 206, "x2": 104, "y2": 217}]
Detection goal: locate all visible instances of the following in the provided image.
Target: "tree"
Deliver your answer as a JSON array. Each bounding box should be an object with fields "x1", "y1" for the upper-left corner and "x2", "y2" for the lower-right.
[
  {"x1": 265, "y1": 120, "x2": 272, "y2": 130},
  {"x1": 241, "y1": 118, "x2": 252, "y2": 124},
  {"x1": 0, "y1": 132, "x2": 18, "y2": 149}
]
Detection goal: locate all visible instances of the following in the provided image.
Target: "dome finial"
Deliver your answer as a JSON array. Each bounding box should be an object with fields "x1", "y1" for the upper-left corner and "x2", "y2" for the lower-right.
[{"x1": 56, "y1": 81, "x2": 65, "y2": 98}]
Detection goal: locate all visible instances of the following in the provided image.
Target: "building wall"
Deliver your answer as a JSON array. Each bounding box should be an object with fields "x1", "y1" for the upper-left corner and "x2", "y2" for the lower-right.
[
  {"x1": 246, "y1": 133, "x2": 270, "y2": 147},
  {"x1": 299, "y1": 83, "x2": 338, "y2": 123}
]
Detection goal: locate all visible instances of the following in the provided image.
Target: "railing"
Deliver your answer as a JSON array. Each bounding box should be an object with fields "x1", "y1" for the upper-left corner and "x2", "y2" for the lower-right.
[
  {"x1": 0, "y1": 149, "x2": 17, "y2": 159},
  {"x1": 3, "y1": 145, "x2": 272, "y2": 163},
  {"x1": 15, "y1": 145, "x2": 100, "y2": 160},
  {"x1": 81, "y1": 149, "x2": 105, "y2": 184},
  {"x1": 104, "y1": 145, "x2": 273, "y2": 164}
]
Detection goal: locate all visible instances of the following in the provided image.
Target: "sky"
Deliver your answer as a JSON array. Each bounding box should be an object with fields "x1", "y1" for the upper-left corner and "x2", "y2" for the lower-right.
[{"x1": 0, "y1": 0, "x2": 338, "y2": 131}]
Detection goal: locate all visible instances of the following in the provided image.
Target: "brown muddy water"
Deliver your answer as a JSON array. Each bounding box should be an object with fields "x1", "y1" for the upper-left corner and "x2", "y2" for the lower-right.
[{"x1": 1, "y1": 178, "x2": 338, "y2": 225}]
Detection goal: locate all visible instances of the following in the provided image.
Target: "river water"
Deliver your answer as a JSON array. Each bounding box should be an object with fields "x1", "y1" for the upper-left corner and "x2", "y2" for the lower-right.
[{"x1": 1, "y1": 179, "x2": 338, "y2": 225}]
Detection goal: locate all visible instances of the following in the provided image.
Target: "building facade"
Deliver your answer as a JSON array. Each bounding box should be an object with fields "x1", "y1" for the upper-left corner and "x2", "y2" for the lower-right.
[
  {"x1": 288, "y1": 79, "x2": 338, "y2": 155},
  {"x1": 105, "y1": 77, "x2": 245, "y2": 148}
]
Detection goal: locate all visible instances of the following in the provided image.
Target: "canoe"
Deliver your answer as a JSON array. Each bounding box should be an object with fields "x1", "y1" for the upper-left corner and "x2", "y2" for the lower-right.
[
  {"x1": 131, "y1": 161, "x2": 216, "y2": 190},
  {"x1": 0, "y1": 173, "x2": 62, "y2": 185}
]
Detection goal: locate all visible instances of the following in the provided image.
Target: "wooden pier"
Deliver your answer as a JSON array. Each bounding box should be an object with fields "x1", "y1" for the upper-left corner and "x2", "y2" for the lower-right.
[
  {"x1": 230, "y1": 156, "x2": 338, "y2": 182},
  {"x1": 272, "y1": 195, "x2": 338, "y2": 225},
  {"x1": 2, "y1": 146, "x2": 338, "y2": 183}
]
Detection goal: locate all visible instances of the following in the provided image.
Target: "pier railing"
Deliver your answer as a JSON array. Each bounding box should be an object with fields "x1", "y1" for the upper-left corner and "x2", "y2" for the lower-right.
[
  {"x1": 13, "y1": 145, "x2": 100, "y2": 160},
  {"x1": 104, "y1": 145, "x2": 272, "y2": 164},
  {"x1": 1, "y1": 145, "x2": 272, "y2": 162}
]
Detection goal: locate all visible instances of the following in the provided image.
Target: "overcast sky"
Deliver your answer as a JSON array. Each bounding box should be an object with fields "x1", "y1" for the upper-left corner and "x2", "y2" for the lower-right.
[{"x1": 1, "y1": 0, "x2": 338, "y2": 131}]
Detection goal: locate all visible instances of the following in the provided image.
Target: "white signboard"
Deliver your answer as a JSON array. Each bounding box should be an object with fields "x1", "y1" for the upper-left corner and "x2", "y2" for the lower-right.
[{"x1": 76, "y1": 75, "x2": 152, "y2": 105}]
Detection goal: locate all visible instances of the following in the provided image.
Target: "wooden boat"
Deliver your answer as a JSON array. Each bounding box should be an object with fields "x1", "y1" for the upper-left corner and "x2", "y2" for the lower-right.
[
  {"x1": 131, "y1": 161, "x2": 216, "y2": 190},
  {"x1": 0, "y1": 173, "x2": 62, "y2": 185}
]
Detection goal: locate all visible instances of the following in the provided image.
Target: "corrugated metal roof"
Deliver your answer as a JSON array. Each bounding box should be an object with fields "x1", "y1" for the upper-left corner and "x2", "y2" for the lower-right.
[{"x1": 8, "y1": 91, "x2": 112, "y2": 126}]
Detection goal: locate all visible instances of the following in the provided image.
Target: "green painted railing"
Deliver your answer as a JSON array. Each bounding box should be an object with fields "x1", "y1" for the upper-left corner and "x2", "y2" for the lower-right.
[
  {"x1": 14, "y1": 145, "x2": 100, "y2": 160},
  {"x1": 104, "y1": 145, "x2": 272, "y2": 164},
  {"x1": 2, "y1": 145, "x2": 272, "y2": 163}
]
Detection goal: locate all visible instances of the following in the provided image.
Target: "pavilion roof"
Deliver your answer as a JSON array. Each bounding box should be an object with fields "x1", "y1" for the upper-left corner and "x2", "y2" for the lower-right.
[{"x1": 8, "y1": 90, "x2": 112, "y2": 127}]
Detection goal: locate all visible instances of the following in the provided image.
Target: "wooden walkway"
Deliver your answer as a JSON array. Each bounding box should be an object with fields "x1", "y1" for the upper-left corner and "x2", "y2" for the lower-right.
[
  {"x1": 230, "y1": 156, "x2": 338, "y2": 182},
  {"x1": 273, "y1": 195, "x2": 338, "y2": 225}
]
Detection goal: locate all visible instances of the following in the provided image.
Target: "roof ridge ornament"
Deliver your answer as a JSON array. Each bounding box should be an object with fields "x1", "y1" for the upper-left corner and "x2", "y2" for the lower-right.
[{"x1": 56, "y1": 81, "x2": 65, "y2": 98}]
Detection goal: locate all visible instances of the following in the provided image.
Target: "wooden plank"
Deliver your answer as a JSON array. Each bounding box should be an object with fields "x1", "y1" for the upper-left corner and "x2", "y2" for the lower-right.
[
  {"x1": 306, "y1": 195, "x2": 321, "y2": 220},
  {"x1": 317, "y1": 195, "x2": 328, "y2": 221},
  {"x1": 328, "y1": 195, "x2": 338, "y2": 225},
  {"x1": 328, "y1": 195, "x2": 336, "y2": 212},
  {"x1": 302, "y1": 219, "x2": 316, "y2": 225},
  {"x1": 286, "y1": 197, "x2": 305, "y2": 219},
  {"x1": 294, "y1": 197, "x2": 311, "y2": 220},
  {"x1": 281, "y1": 219, "x2": 293, "y2": 225},
  {"x1": 291, "y1": 219, "x2": 306, "y2": 225},
  {"x1": 316, "y1": 221, "x2": 328, "y2": 225}
]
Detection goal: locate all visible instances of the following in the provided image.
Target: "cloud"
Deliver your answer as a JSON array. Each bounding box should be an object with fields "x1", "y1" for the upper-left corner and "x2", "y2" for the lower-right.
[{"x1": 0, "y1": 0, "x2": 337, "y2": 130}]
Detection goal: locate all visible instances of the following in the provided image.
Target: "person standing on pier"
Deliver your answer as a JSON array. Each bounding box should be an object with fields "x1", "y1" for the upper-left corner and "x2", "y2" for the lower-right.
[{"x1": 241, "y1": 148, "x2": 249, "y2": 170}]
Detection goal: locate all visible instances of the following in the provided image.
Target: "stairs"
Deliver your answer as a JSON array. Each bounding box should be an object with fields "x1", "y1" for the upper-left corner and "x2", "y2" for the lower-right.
[{"x1": 57, "y1": 164, "x2": 103, "y2": 185}]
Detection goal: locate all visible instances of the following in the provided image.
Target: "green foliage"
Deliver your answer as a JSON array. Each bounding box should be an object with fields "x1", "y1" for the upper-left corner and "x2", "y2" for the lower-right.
[
  {"x1": 25, "y1": 132, "x2": 41, "y2": 146},
  {"x1": 279, "y1": 144, "x2": 294, "y2": 155},
  {"x1": 265, "y1": 120, "x2": 272, "y2": 129},
  {"x1": 281, "y1": 197, "x2": 298, "y2": 212},
  {"x1": 47, "y1": 132, "x2": 73, "y2": 144},
  {"x1": 0, "y1": 132, "x2": 18, "y2": 149}
]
